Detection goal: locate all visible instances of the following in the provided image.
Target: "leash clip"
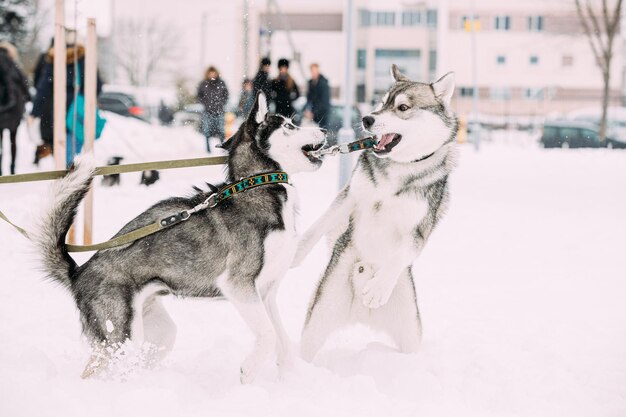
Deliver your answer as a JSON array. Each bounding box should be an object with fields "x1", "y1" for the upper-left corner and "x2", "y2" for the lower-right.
[{"x1": 309, "y1": 145, "x2": 340, "y2": 158}]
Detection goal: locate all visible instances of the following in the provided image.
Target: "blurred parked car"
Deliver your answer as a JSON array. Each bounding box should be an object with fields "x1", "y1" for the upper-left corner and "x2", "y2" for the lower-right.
[
  {"x1": 569, "y1": 107, "x2": 626, "y2": 148},
  {"x1": 540, "y1": 120, "x2": 604, "y2": 148},
  {"x1": 173, "y1": 103, "x2": 205, "y2": 132},
  {"x1": 98, "y1": 92, "x2": 147, "y2": 121}
]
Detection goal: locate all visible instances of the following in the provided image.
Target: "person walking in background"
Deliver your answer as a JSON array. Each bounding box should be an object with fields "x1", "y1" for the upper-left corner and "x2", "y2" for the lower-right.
[
  {"x1": 252, "y1": 57, "x2": 272, "y2": 99},
  {"x1": 0, "y1": 42, "x2": 30, "y2": 176},
  {"x1": 304, "y1": 63, "x2": 331, "y2": 131},
  {"x1": 30, "y1": 42, "x2": 103, "y2": 166},
  {"x1": 197, "y1": 66, "x2": 229, "y2": 153},
  {"x1": 270, "y1": 58, "x2": 300, "y2": 118},
  {"x1": 237, "y1": 78, "x2": 255, "y2": 118}
]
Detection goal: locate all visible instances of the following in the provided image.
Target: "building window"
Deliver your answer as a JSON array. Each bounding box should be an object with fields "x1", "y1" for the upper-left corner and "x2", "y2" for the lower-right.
[
  {"x1": 490, "y1": 87, "x2": 511, "y2": 100},
  {"x1": 494, "y1": 15, "x2": 511, "y2": 31},
  {"x1": 402, "y1": 10, "x2": 421, "y2": 26},
  {"x1": 426, "y1": 9, "x2": 437, "y2": 27},
  {"x1": 357, "y1": 49, "x2": 367, "y2": 69},
  {"x1": 529, "y1": 55, "x2": 539, "y2": 65},
  {"x1": 358, "y1": 9, "x2": 371, "y2": 27},
  {"x1": 375, "y1": 11, "x2": 395, "y2": 26},
  {"x1": 461, "y1": 15, "x2": 480, "y2": 31},
  {"x1": 528, "y1": 16, "x2": 544, "y2": 31},
  {"x1": 523, "y1": 87, "x2": 544, "y2": 100},
  {"x1": 459, "y1": 87, "x2": 475, "y2": 97},
  {"x1": 496, "y1": 55, "x2": 506, "y2": 65},
  {"x1": 562, "y1": 55, "x2": 574, "y2": 66},
  {"x1": 374, "y1": 49, "x2": 421, "y2": 93},
  {"x1": 429, "y1": 49, "x2": 437, "y2": 77}
]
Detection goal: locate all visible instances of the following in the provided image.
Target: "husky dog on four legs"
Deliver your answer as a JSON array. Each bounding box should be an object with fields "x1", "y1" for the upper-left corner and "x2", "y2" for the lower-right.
[
  {"x1": 33, "y1": 92, "x2": 326, "y2": 383},
  {"x1": 293, "y1": 65, "x2": 458, "y2": 361}
]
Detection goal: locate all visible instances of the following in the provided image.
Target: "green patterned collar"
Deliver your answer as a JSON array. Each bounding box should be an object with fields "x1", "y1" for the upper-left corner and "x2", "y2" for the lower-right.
[{"x1": 211, "y1": 171, "x2": 289, "y2": 207}]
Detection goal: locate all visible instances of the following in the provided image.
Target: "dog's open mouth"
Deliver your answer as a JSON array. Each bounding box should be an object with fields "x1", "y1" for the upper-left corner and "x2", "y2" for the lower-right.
[
  {"x1": 373, "y1": 133, "x2": 402, "y2": 154},
  {"x1": 302, "y1": 143, "x2": 324, "y2": 163}
]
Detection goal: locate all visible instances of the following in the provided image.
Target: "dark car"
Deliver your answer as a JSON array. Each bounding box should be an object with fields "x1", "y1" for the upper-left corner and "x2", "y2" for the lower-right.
[
  {"x1": 98, "y1": 92, "x2": 147, "y2": 121},
  {"x1": 540, "y1": 120, "x2": 603, "y2": 148}
]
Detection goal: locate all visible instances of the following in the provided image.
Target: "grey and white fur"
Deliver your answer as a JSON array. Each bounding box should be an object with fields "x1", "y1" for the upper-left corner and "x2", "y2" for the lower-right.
[
  {"x1": 33, "y1": 92, "x2": 326, "y2": 383},
  {"x1": 292, "y1": 65, "x2": 458, "y2": 361}
]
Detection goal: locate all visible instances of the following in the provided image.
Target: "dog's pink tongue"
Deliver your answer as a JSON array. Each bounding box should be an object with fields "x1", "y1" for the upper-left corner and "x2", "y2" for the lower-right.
[{"x1": 375, "y1": 133, "x2": 395, "y2": 150}]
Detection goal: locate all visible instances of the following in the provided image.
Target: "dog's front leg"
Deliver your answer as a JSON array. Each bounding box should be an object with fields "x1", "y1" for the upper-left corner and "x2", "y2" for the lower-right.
[
  {"x1": 221, "y1": 279, "x2": 277, "y2": 384},
  {"x1": 292, "y1": 187, "x2": 353, "y2": 268}
]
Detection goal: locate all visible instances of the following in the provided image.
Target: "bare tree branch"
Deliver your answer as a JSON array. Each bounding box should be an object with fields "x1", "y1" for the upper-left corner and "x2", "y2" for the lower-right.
[
  {"x1": 575, "y1": 0, "x2": 606, "y2": 70},
  {"x1": 113, "y1": 17, "x2": 181, "y2": 86},
  {"x1": 574, "y1": 0, "x2": 623, "y2": 141}
]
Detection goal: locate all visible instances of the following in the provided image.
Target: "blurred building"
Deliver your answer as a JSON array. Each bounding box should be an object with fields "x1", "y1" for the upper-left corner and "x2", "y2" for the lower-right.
[
  {"x1": 93, "y1": 0, "x2": 622, "y2": 118},
  {"x1": 257, "y1": 0, "x2": 623, "y2": 118}
]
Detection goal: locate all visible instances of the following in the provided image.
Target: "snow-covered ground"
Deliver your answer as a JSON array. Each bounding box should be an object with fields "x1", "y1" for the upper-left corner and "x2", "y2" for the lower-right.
[{"x1": 1, "y1": 118, "x2": 625, "y2": 416}]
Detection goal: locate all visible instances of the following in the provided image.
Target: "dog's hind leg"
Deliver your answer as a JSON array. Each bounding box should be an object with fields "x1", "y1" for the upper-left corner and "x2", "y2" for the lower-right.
[
  {"x1": 366, "y1": 267, "x2": 422, "y2": 353},
  {"x1": 221, "y1": 279, "x2": 276, "y2": 384},
  {"x1": 260, "y1": 282, "x2": 292, "y2": 373},
  {"x1": 300, "y1": 243, "x2": 357, "y2": 362},
  {"x1": 78, "y1": 285, "x2": 134, "y2": 378},
  {"x1": 140, "y1": 295, "x2": 177, "y2": 366}
]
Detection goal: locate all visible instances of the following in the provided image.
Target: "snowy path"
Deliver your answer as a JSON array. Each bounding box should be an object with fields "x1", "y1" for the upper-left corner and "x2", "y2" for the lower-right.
[{"x1": 0, "y1": 122, "x2": 625, "y2": 416}]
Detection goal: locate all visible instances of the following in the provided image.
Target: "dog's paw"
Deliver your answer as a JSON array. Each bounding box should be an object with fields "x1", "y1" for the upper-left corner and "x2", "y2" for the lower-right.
[
  {"x1": 352, "y1": 262, "x2": 375, "y2": 290},
  {"x1": 362, "y1": 277, "x2": 394, "y2": 309},
  {"x1": 240, "y1": 358, "x2": 258, "y2": 384}
]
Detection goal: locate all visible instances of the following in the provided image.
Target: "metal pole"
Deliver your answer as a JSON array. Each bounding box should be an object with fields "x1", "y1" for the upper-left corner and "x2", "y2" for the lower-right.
[
  {"x1": 53, "y1": 0, "x2": 66, "y2": 170},
  {"x1": 436, "y1": 0, "x2": 448, "y2": 77},
  {"x1": 200, "y1": 12, "x2": 207, "y2": 73},
  {"x1": 83, "y1": 18, "x2": 97, "y2": 245},
  {"x1": 266, "y1": 0, "x2": 272, "y2": 59},
  {"x1": 270, "y1": 0, "x2": 307, "y2": 83},
  {"x1": 470, "y1": 0, "x2": 480, "y2": 150},
  {"x1": 243, "y1": 0, "x2": 250, "y2": 77},
  {"x1": 338, "y1": 0, "x2": 355, "y2": 189}
]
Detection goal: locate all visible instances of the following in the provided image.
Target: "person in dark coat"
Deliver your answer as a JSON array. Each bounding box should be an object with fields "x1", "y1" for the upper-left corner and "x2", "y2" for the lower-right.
[
  {"x1": 252, "y1": 57, "x2": 272, "y2": 99},
  {"x1": 196, "y1": 66, "x2": 229, "y2": 152},
  {"x1": 30, "y1": 43, "x2": 103, "y2": 165},
  {"x1": 270, "y1": 58, "x2": 300, "y2": 118},
  {"x1": 304, "y1": 63, "x2": 331, "y2": 130},
  {"x1": 0, "y1": 42, "x2": 30, "y2": 176}
]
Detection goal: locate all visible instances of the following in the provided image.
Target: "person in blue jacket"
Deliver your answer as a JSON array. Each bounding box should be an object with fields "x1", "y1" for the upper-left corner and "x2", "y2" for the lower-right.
[{"x1": 31, "y1": 43, "x2": 102, "y2": 166}]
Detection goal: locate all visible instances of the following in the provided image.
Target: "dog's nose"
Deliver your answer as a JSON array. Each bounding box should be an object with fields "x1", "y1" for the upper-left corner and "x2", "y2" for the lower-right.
[{"x1": 362, "y1": 116, "x2": 375, "y2": 129}]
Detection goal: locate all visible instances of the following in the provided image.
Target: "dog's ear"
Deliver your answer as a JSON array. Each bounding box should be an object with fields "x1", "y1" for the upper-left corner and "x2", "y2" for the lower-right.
[
  {"x1": 248, "y1": 91, "x2": 268, "y2": 125},
  {"x1": 432, "y1": 72, "x2": 455, "y2": 106},
  {"x1": 219, "y1": 136, "x2": 235, "y2": 151},
  {"x1": 390, "y1": 64, "x2": 410, "y2": 82}
]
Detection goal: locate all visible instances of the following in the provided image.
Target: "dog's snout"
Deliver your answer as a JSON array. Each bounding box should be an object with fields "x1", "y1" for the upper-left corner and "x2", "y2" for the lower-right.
[{"x1": 362, "y1": 116, "x2": 375, "y2": 129}]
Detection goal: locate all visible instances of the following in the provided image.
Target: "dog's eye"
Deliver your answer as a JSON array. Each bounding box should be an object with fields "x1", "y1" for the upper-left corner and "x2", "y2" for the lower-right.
[
  {"x1": 284, "y1": 123, "x2": 296, "y2": 130},
  {"x1": 398, "y1": 104, "x2": 410, "y2": 112}
]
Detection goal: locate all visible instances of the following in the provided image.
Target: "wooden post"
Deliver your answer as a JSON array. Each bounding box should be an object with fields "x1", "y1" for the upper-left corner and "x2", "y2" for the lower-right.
[
  {"x1": 53, "y1": 0, "x2": 66, "y2": 170},
  {"x1": 83, "y1": 18, "x2": 97, "y2": 245},
  {"x1": 54, "y1": 0, "x2": 74, "y2": 243}
]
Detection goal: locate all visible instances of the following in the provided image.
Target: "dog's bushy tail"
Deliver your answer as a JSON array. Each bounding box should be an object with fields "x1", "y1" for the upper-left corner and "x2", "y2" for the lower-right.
[{"x1": 32, "y1": 156, "x2": 96, "y2": 289}]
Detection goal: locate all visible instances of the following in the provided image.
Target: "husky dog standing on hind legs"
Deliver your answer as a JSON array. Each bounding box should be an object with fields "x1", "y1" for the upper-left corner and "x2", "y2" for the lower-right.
[{"x1": 292, "y1": 65, "x2": 458, "y2": 361}]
